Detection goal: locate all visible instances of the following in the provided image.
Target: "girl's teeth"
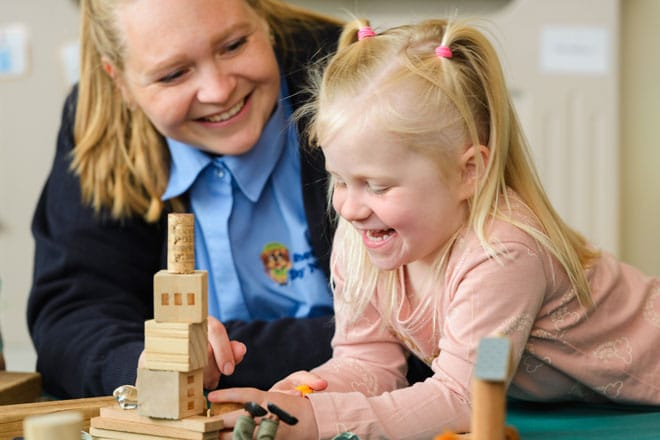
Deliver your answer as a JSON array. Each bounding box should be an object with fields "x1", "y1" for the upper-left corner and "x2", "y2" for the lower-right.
[
  {"x1": 203, "y1": 99, "x2": 244, "y2": 122},
  {"x1": 366, "y1": 230, "x2": 392, "y2": 241}
]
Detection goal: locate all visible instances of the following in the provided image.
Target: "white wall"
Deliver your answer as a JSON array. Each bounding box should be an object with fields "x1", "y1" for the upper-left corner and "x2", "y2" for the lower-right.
[
  {"x1": 0, "y1": 1, "x2": 80, "y2": 371},
  {"x1": 620, "y1": 0, "x2": 660, "y2": 276}
]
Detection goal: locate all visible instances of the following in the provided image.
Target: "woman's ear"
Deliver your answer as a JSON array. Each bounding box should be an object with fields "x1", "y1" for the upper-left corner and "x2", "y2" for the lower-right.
[
  {"x1": 101, "y1": 57, "x2": 136, "y2": 110},
  {"x1": 458, "y1": 144, "x2": 490, "y2": 200}
]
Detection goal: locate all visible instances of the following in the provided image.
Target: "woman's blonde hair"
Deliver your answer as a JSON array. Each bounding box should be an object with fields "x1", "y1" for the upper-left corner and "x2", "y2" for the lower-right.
[
  {"x1": 73, "y1": 0, "x2": 342, "y2": 222},
  {"x1": 303, "y1": 18, "x2": 599, "y2": 325}
]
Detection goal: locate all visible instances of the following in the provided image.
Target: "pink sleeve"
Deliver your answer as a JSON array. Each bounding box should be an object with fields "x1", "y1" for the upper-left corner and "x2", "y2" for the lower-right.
[
  {"x1": 309, "y1": 238, "x2": 549, "y2": 439},
  {"x1": 310, "y1": 249, "x2": 409, "y2": 396}
]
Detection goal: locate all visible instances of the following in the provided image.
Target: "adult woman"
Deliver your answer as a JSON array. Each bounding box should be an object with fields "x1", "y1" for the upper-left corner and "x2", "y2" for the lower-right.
[{"x1": 27, "y1": 0, "x2": 344, "y2": 398}]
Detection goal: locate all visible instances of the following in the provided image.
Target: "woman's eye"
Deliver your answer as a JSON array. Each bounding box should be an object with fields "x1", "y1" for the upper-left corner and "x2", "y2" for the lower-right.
[{"x1": 224, "y1": 36, "x2": 248, "y2": 54}]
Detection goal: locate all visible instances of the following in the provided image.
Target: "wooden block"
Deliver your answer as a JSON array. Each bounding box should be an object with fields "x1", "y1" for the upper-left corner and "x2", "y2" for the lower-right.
[
  {"x1": 23, "y1": 410, "x2": 82, "y2": 440},
  {"x1": 210, "y1": 401, "x2": 243, "y2": 415},
  {"x1": 474, "y1": 337, "x2": 511, "y2": 381},
  {"x1": 92, "y1": 417, "x2": 212, "y2": 440},
  {"x1": 90, "y1": 426, "x2": 217, "y2": 440},
  {"x1": 0, "y1": 395, "x2": 114, "y2": 438},
  {"x1": 137, "y1": 369, "x2": 205, "y2": 419},
  {"x1": 0, "y1": 371, "x2": 42, "y2": 405},
  {"x1": 144, "y1": 320, "x2": 207, "y2": 372},
  {"x1": 471, "y1": 337, "x2": 512, "y2": 440},
  {"x1": 167, "y1": 213, "x2": 195, "y2": 274},
  {"x1": 99, "y1": 406, "x2": 223, "y2": 432},
  {"x1": 153, "y1": 270, "x2": 208, "y2": 323}
]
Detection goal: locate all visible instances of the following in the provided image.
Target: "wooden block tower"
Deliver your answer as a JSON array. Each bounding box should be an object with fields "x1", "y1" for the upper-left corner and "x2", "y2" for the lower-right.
[
  {"x1": 90, "y1": 213, "x2": 226, "y2": 439},
  {"x1": 138, "y1": 213, "x2": 208, "y2": 419}
]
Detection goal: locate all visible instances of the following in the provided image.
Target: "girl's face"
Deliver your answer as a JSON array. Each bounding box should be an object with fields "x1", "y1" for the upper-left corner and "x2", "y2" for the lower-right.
[
  {"x1": 323, "y1": 122, "x2": 474, "y2": 273},
  {"x1": 106, "y1": 0, "x2": 280, "y2": 155}
]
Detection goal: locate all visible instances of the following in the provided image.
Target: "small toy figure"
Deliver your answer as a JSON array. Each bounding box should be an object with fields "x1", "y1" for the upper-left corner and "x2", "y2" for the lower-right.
[
  {"x1": 233, "y1": 402, "x2": 267, "y2": 440},
  {"x1": 232, "y1": 401, "x2": 298, "y2": 440}
]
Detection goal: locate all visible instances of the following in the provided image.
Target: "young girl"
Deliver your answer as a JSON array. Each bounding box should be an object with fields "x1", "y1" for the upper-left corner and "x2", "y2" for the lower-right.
[{"x1": 210, "y1": 18, "x2": 660, "y2": 439}]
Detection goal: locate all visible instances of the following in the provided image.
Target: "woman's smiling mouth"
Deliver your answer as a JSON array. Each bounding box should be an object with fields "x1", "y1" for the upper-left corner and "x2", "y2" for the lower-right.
[{"x1": 199, "y1": 97, "x2": 246, "y2": 123}]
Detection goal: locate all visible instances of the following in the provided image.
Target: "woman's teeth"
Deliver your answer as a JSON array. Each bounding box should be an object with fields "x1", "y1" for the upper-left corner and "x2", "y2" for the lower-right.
[{"x1": 202, "y1": 99, "x2": 244, "y2": 122}]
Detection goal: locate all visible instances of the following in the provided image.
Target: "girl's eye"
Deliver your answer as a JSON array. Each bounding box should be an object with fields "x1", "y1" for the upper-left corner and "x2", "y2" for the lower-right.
[
  {"x1": 368, "y1": 184, "x2": 389, "y2": 194},
  {"x1": 158, "y1": 69, "x2": 186, "y2": 84}
]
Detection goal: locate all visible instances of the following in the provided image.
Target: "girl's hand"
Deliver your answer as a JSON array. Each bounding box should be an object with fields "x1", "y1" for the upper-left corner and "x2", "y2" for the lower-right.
[
  {"x1": 209, "y1": 388, "x2": 318, "y2": 440},
  {"x1": 270, "y1": 370, "x2": 328, "y2": 396},
  {"x1": 204, "y1": 316, "x2": 247, "y2": 390}
]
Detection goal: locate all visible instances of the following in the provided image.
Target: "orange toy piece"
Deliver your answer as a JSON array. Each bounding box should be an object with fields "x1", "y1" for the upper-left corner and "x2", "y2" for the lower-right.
[
  {"x1": 295, "y1": 384, "x2": 314, "y2": 396},
  {"x1": 504, "y1": 426, "x2": 520, "y2": 440},
  {"x1": 434, "y1": 431, "x2": 458, "y2": 440}
]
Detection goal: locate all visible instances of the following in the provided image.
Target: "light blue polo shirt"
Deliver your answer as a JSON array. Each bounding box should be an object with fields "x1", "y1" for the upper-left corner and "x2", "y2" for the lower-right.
[{"x1": 162, "y1": 85, "x2": 333, "y2": 322}]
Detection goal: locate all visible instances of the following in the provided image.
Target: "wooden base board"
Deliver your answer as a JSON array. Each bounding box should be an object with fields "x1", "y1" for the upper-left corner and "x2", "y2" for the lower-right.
[
  {"x1": 90, "y1": 427, "x2": 217, "y2": 440},
  {"x1": 89, "y1": 404, "x2": 224, "y2": 440},
  {"x1": 0, "y1": 371, "x2": 42, "y2": 405}
]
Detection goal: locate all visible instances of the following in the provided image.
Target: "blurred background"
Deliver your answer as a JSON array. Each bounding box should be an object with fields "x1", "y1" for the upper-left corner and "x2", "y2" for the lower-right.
[{"x1": 0, "y1": 0, "x2": 658, "y2": 372}]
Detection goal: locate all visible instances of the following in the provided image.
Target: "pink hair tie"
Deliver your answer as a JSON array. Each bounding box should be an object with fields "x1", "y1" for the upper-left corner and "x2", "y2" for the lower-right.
[
  {"x1": 357, "y1": 26, "x2": 376, "y2": 41},
  {"x1": 435, "y1": 45, "x2": 453, "y2": 59}
]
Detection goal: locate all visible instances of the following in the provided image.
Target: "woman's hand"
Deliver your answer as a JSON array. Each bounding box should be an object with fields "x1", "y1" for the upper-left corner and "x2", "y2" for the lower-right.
[
  {"x1": 270, "y1": 370, "x2": 328, "y2": 396},
  {"x1": 204, "y1": 316, "x2": 247, "y2": 389},
  {"x1": 137, "y1": 316, "x2": 245, "y2": 390},
  {"x1": 209, "y1": 387, "x2": 318, "y2": 440}
]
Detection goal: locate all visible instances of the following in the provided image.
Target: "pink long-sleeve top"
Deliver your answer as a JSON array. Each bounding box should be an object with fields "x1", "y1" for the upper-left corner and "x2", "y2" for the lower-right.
[{"x1": 307, "y1": 193, "x2": 660, "y2": 439}]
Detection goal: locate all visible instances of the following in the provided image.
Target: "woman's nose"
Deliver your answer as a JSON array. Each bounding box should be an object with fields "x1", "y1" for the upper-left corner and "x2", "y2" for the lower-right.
[{"x1": 196, "y1": 65, "x2": 236, "y2": 104}]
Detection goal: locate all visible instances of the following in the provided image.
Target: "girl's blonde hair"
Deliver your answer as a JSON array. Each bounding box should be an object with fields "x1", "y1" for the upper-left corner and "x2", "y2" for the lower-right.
[
  {"x1": 73, "y1": 0, "x2": 342, "y2": 222},
  {"x1": 303, "y1": 18, "x2": 599, "y2": 325}
]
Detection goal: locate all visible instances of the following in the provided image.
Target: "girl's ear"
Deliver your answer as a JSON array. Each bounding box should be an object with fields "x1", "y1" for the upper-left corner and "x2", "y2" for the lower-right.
[
  {"x1": 458, "y1": 144, "x2": 490, "y2": 200},
  {"x1": 101, "y1": 57, "x2": 136, "y2": 110}
]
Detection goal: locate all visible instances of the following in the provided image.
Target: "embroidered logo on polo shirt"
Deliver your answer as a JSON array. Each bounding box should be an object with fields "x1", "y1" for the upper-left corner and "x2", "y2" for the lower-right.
[{"x1": 260, "y1": 242, "x2": 292, "y2": 285}]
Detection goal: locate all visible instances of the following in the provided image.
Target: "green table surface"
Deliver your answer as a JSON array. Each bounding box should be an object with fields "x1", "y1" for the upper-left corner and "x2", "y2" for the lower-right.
[{"x1": 507, "y1": 400, "x2": 660, "y2": 439}]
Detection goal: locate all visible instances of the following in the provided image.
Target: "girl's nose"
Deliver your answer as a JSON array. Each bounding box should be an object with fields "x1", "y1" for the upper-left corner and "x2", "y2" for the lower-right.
[{"x1": 336, "y1": 190, "x2": 370, "y2": 222}]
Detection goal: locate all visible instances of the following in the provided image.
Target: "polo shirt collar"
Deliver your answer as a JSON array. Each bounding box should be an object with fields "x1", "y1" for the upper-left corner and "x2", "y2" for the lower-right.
[{"x1": 161, "y1": 98, "x2": 288, "y2": 203}]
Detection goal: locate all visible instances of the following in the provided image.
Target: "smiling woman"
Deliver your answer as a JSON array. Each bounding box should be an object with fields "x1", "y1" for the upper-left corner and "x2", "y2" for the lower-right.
[
  {"x1": 24, "y1": 0, "x2": 363, "y2": 399},
  {"x1": 100, "y1": 0, "x2": 281, "y2": 157}
]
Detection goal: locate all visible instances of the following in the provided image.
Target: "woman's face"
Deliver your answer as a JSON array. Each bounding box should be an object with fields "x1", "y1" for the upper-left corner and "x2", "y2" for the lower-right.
[{"x1": 107, "y1": 0, "x2": 280, "y2": 155}]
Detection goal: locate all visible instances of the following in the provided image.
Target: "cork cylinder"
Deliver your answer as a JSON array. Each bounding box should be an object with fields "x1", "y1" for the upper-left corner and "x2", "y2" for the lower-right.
[{"x1": 167, "y1": 213, "x2": 195, "y2": 274}]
